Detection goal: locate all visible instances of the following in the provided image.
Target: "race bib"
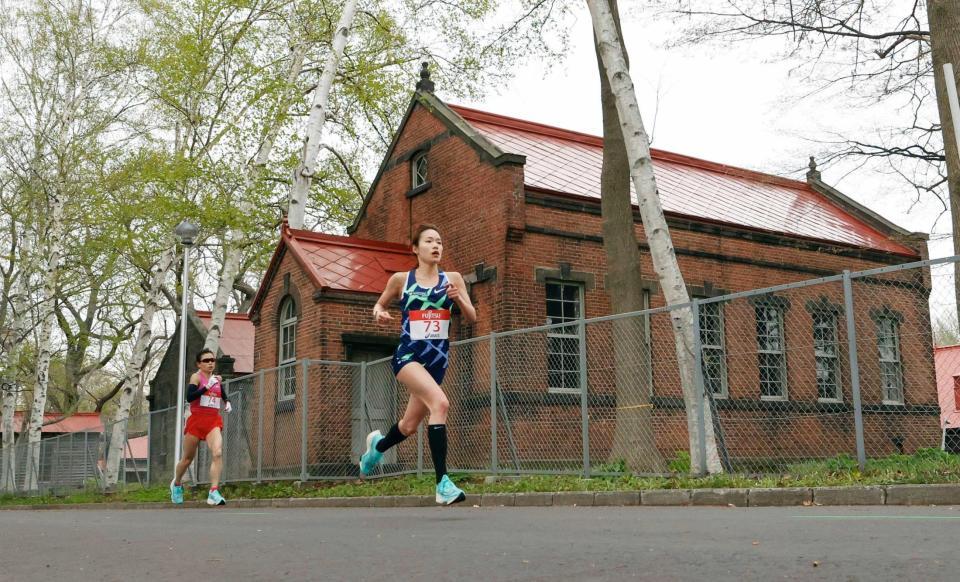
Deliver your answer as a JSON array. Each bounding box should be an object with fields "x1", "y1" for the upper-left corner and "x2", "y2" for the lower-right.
[
  {"x1": 200, "y1": 394, "x2": 221, "y2": 409},
  {"x1": 200, "y1": 377, "x2": 221, "y2": 409},
  {"x1": 409, "y1": 309, "x2": 451, "y2": 340}
]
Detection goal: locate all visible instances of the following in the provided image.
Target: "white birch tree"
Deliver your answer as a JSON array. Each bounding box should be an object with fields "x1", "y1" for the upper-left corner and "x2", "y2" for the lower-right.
[
  {"x1": 1, "y1": 228, "x2": 32, "y2": 492},
  {"x1": 23, "y1": 192, "x2": 65, "y2": 492},
  {"x1": 0, "y1": 383, "x2": 14, "y2": 491},
  {"x1": 286, "y1": 0, "x2": 358, "y2": 230},
  {"x1": 104, "y1": 246, "x2": 177, "y2": 487},
  {"x1": 204, "y1": 9, "x2": 308, "y2": 355},
  {"x1": 587, "y1": 0, "x2": 723, "y2": 473}
]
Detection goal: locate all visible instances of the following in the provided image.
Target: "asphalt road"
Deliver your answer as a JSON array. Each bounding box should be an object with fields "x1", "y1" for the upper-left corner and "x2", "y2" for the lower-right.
[{"x1": 1, "y1": 505, "x2": 956, "y2": 581}]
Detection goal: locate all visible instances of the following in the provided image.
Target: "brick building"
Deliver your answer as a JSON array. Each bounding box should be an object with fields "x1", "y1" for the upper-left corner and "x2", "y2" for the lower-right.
[{"x1": 247, "y1": 74, "x2": 939, "y2": 473}]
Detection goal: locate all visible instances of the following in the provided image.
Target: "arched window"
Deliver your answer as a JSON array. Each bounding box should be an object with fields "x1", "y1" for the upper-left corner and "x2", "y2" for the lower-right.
[
  {"x1": 278, "y1": 297, "x2": 298, "y2": 401},
  {"x1": 411, "y1": 151, "x2": 428, "y2": 189}
]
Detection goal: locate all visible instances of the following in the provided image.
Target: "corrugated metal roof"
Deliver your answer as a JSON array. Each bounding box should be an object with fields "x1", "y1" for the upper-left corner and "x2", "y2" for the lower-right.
[
  {"x1": 196, "y1": 311, "x2": 254, "y2": 374},
  {"x1": 449, "y1": 105, "x2": 917, "y2": 257}
]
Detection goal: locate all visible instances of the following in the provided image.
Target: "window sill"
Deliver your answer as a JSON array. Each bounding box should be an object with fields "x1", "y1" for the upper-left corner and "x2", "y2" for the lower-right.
[
  {"x1": 275, "y1": 398, "x2": 295, "y2": 413},
  {"x1": 547, "y1": 388, "x2": 583, "y2": 395},
  {"x1": 405, "y1": 181, "x2": 432, "y2": 198},
  {"x1": 818, "y1": 397, "x2": 843, "y2": 404},
  {"x1": 760, "y1": 395, "x2": 788, "y2": 402},
  {"x1": 882, "y1": 400, "x2": 905, "y2": 407}
]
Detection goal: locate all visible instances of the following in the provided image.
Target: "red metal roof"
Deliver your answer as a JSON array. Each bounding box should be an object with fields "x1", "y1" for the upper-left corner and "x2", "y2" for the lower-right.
[
  {"x1": 12, "y1": 412, "x2": 104, "y2": 434},
  {"x1": 285, "y1": 227, "x2": 416, "y2": 294},
  {"x1": 248, "y1": 224, "x2": 417, "y2": 318},
  {"x1": 449, "y1": 105, "x2": 917, "y2": 257},
  {"x1": 124, "y1": 435, "x2": 148, "y2": 460},
  {"x1": 195, "y1": 311, "x2": 254, "y2": 373},
  {"x1": 934, "y1": 345, "x2": 960, "y2": 430}
]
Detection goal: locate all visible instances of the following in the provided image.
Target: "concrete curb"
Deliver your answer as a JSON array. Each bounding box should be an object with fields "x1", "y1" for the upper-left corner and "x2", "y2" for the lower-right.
[
  {"x1": 691, "y1": 488, "x2": 749, "y2": 507},
  {"x1": 641, "y1": 489, "x2": 691, "y2": 506},
  {"x1": 749, "y1": 487, "x2": 812, "y2": 507},
  {"x1": 3, "y1": 484, "x2": 960, "y2": 511},
  {"x1": 813, "y1": 486, "x2": 885, "y2": 506},
  {"x1": 885, "y1": 484, "x2": 960, "y2": 506}
]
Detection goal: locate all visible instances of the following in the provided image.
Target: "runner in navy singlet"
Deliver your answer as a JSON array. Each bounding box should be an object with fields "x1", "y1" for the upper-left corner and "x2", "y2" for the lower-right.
[{"x1": 359, "y1": 224, "x2": 477, "y2": 505}]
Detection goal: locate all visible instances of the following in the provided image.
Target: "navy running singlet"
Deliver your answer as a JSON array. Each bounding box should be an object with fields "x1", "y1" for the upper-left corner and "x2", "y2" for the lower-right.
[{"x1": 391, "y1": 269, "x2": 454, "y2": 384}]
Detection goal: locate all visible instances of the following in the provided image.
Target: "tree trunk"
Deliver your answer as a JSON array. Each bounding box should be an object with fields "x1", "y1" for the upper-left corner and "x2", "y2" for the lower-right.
[
  {"x1": 287, "y1": 0, "x2": 358, "y2": 229},
  {"x1": 928, "y1": 1, "x2": 960, "y2": 324},
  {"x1": 594, "y1": 0, "x2": 664, "y2": 472},
  {"x1": 104, "y1": 246, "x2": 176, "y2": 487},
  {"x1": 1, "y1": 383, "x2": 14, "y2": 492},
  {"x1": 1, "y1": 231, "x2": 31, "y2": 492},
  {"x1": 587, "y1": 0, "x2": 723, "y2": 474},
  {"x1": 205, "y1": 33, "x2": 307, "y2": 353},
  {"x1": 204, "y1": 235, "x2": 244, "y2": 355},
  {"x1": 24, "y1": 192, "x2": 65, "y2": 492}
]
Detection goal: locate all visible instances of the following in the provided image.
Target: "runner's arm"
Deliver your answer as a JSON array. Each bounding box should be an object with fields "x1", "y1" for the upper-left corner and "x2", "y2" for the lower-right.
[
  {"x1": 186, "y1": 372, "x2": 206, "y2": 402},
  {"x1": 373, "y1": 272, "x2": 404, "y2": 321},
  {"x1": 220, "y1": 376, "x2": 230, "y2": 403}
]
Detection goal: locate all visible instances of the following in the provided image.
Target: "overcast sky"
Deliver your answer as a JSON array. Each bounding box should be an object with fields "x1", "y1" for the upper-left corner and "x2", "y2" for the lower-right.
[{"x1": 455, "y1": 4, "x2": 952, "y2": 263}]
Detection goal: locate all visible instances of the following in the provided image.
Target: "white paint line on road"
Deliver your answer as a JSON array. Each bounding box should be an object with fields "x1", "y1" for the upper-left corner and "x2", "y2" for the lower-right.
[{"x1": 792, "y1": 515, "x2": 960, "y2": 520}]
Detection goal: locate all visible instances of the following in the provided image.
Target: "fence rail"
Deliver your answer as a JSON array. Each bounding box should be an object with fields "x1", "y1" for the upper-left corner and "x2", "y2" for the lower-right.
[{"x1": 3, "y1": 256, "x2": 959, "y2": 495}]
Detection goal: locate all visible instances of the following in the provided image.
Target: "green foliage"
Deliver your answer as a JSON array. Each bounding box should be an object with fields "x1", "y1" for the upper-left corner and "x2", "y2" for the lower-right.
[
  {"x1": 593, "y1": 458, "x2": 628, "y2": 474},
  {"x1": 668, "y1": 450, "x2": 691, "y2": 474},
  {"x1": 0, "y1": 0, "x2": 576, "y2": 413}
]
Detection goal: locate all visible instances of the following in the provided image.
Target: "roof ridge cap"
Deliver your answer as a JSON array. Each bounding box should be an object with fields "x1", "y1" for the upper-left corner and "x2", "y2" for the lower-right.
[
  {"x1": 450, "y1": 104, "x2": 809, "y2": 190},
  {"x1": 450, "y1": 104, "x2": 603, "y2": 146},
  {"x1": 287, "y1": 228, "x2": 410, "y2": 253},
  {"x1": 649, "y1": 149, "x2": 809, "y2": 190}
]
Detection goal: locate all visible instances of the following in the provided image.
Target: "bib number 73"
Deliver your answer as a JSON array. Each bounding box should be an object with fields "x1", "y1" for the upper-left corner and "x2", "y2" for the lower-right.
[{"x1": 409, "y1": 309, "x2": 451, "y2": 340}]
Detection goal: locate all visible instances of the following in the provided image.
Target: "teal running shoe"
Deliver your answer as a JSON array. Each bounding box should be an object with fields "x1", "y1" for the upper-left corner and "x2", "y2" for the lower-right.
[
  {"x1": 207, "y1": 488, "x2": 226, "y2": 506},
  {"x1": 170, "y1": 480, "x2": 184, "y2": 504},
  {"x1": 359, "y1": 430, "x2": 384, "y2": 476},
  {"x1": 435, "y1": 475, "x2": 466, "y2": 505}
]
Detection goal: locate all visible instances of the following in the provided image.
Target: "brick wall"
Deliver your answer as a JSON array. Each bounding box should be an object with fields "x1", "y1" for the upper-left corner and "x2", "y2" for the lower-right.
[
  {"x1": 248, "y1": 98, "x2": 938, "y2": 473},
  {"x1": 353, "y1": 104, "x2": 525, "y2": 336}
]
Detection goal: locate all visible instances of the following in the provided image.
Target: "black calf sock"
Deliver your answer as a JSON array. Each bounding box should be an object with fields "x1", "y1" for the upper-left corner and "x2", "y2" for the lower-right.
[
  {"x1": 428, "y1": 424, "x2": 448, "y2": 484},
  {"x1": 375, "y1": 423, "x2": 407, "y2": 453}
]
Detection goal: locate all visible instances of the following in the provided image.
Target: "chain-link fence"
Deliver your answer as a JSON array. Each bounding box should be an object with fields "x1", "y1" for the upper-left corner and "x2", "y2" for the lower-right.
[
  {"x1": 0, "y1": 410, "x2": 150, "y2": 495},
  {"x1": 4, "y1": 255, "x2": 960, "y2": 495}
]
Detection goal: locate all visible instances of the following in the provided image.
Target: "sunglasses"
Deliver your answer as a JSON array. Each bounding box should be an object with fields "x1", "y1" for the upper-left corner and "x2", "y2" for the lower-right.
[{"x1": 200, "y1": 358, "x2": 216, "y2": 363}]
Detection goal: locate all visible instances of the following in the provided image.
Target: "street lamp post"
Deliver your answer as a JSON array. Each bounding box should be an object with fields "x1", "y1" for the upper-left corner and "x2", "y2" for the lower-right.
[{"x1": 173, "y1": 220, "x2": 199, "y2": 474}]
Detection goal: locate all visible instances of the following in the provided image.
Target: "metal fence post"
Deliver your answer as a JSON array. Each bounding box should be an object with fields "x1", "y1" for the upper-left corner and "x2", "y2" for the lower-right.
[
  {"x1": 257, "y1": 370, "x2": 264, "y2": 482},
  {"x1": 33, "y1": 440, "x2": 40, "y2": 492},
  {"x1": 578, "y1": 319, "x2": 590, "y2": 478},
  {"x1": 83, "y1": 431, "x2": 89, "y2": 488},
  {"x1": 843, "y1": 270, "x2": 867, "y2": 471},
  {"x1": 490, "y1": 333, "x2": 498, "y2": 476},
  {"x1": 300, "y1": 360, "x2": 309, "y2": 482},
  {"x1": 52, "y1": 436, "x2": 60, "y2": 491},
  {"x1": 359, "y1": 362, "x2": 368, "y2": 440},
  {"x1": 146, "y1": 412, "x2": 152, "y2": 485},
  {"x1": 691, "y1": 300, "x2": 708, "y2": 476},
  {"x1": 417, "y1": 420, "x2": 424, "y2": 478},
  {"x1": 120, "y1": 419, "x2": 129, "y2": 489}
]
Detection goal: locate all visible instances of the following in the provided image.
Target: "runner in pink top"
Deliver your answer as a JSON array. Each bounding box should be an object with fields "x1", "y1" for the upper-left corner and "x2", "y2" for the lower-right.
[{"x1": 170, "y1": 348, "x2": 232, "y2": 506}]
